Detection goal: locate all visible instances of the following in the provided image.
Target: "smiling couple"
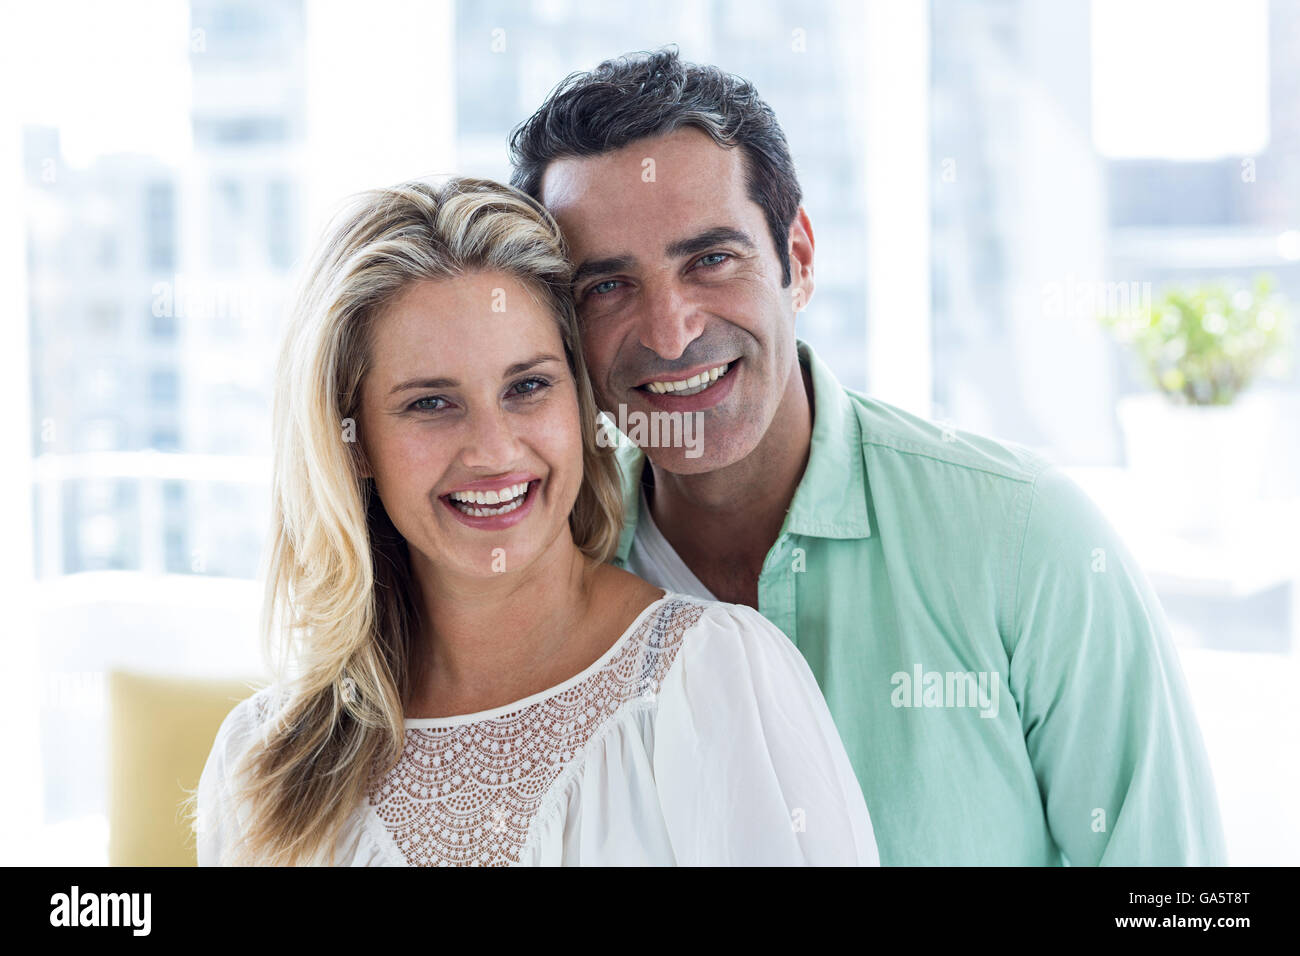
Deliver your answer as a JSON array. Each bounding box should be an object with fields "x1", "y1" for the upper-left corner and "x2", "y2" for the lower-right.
[{"x1": 196, "y1": 48, "x2": 1226, "y2": 867}]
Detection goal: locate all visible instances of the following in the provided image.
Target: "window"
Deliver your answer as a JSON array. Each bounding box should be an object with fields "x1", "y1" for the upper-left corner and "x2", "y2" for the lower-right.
[
  {"x1": 144, "y1": 181, "x2": 175, "y2": 271},
  {"x1": 148, "y1": 368, "x2": 179, "y2": 404}
]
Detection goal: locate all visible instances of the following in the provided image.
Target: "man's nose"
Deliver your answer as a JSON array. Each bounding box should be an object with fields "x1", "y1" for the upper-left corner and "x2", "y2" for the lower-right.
[{"x1": 634, "y1": 278, "x2": 705, "y2": 361}]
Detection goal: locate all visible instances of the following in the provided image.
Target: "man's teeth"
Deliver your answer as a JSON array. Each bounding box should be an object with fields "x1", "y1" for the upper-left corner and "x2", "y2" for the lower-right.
[
  {"x1": 448, "y1": 482, "x2": 531, "y2": 516},
  {"x1": 644, "y1": 362, "x2": 731, "y2": 396}
]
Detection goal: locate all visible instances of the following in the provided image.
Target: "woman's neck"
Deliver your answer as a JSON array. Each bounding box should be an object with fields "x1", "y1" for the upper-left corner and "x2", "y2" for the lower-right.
[{"x1": 405, "y1": 535, "x2": 599, "y2": 717}]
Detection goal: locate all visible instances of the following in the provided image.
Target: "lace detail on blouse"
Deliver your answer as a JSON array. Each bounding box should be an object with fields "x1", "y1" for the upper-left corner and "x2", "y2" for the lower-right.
[{"x1": 367, "y1": 596, "x2": 705, "y2": 866}]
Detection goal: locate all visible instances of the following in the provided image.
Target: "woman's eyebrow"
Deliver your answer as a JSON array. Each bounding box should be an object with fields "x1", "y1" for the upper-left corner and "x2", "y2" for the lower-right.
[
  {"x1": 387, "y1": 353, "x2": 564, "y2": 395},
  {"x1": 502, "y1": 353, "x2": 565, "y2": 377}
]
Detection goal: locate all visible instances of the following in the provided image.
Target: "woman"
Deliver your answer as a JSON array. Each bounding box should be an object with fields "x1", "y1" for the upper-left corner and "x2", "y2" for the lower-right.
[{"x1": 193, "y1": 177, "x2": 877, "y2": 866}]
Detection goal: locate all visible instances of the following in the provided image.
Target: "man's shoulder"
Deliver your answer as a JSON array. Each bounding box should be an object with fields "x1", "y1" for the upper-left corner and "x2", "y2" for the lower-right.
[
  {"x1": 837, "y1": 389, "x2": 1125, "y2": 585},
  {"x1": 840, "y1": 386, "x2": 1053, "y2": 488}
]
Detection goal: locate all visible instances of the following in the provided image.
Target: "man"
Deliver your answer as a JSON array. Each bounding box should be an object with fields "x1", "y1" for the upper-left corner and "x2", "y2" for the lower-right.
[{"x1": 508, "y1": 47, "x2": 1227, "y2": 865}]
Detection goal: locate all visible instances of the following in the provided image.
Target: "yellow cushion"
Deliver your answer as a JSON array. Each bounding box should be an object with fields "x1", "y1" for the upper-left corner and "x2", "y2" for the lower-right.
[{"x1": 108, "y1": 670, "x2": 266, "y2": 866}]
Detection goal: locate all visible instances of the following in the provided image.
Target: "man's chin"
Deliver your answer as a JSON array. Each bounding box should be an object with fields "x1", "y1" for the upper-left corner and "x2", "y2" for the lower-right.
[
  {"x1": 597, "y1": 391, "x2": 759, "y2": 475},
  {"x1": 641, "y1": 437, "x2": 751, "y2": 476}
]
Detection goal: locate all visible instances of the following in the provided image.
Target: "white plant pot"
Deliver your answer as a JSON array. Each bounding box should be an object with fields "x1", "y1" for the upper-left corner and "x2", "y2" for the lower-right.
[{"x1": 1116, "y1": 392, "x2": 1276, "y2": 536}]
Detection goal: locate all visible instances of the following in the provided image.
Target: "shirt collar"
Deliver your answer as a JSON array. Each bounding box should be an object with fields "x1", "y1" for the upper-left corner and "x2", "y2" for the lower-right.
[
  {"x1": 783, "y1": 338, "x2": 872, "y2": 539},
  {"x1": 611, "y1": 337, "x2": 872, "y2": 564}
]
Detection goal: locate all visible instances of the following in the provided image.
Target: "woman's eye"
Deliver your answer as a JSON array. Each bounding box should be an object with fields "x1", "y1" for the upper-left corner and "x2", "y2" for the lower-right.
[
  {"x1": 409, "y1": 395, "x2": 447, "y2": 412},
  {"x1": 407, "y1": 379, "x2": 549, "y2": 412},
  {"x1": 509, "y1": 376, "x2": 551, "y2": 398}
]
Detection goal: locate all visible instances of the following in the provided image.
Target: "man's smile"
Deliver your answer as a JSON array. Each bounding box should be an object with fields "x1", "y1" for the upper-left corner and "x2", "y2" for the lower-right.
[
  {"x1": 635, "y1": 360, "x2": 736, "y2": 396},
  {"x1": 630, "y1": 358, "x2": 742, "y2": 412}
]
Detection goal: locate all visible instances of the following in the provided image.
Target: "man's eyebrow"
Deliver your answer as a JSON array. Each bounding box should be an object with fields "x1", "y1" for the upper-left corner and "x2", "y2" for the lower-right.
[
  {"x1": 387, "y1": 353, "x2": 564, "y2": 396},
  {"x1": 572, "y1": 255, "x2": 635, "y2": 288},
  {"x1": 665, "y1": 226, "x2": 756, "y2": 259},
  {"x1": 570, "y1": 228, "x2": 756, "y2": 290}
]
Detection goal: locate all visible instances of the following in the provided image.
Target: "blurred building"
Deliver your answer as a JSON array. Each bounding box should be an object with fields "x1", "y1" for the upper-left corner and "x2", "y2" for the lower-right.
[
  {"x1": 22, "y1": 0, "x2": 307, "y2": 831},
  {"x1": 931, "y1": 0, "x2": 1300, "y2": 469},
  {"x1": 931, "y1": 0, "x2": 1112, "y2": 461},
  {"x1": 25, "y1": 0, "x2": 303, "y2": 585}
]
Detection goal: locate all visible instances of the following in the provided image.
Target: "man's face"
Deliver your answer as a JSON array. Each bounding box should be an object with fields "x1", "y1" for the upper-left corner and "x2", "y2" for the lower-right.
[{"x1": 540, "y1": 126, "x2": 812, "y2": 474}]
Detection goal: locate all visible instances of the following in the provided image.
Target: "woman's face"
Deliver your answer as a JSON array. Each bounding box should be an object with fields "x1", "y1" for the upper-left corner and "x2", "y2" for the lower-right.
[{"x1": 357, "y1": 270, "x2": 585, "y2": 583}]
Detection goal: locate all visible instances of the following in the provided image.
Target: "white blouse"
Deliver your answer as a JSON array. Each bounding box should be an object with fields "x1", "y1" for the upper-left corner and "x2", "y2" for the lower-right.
[{"x1": 197, "y1": 590, "x2": 878, "y2": 866}]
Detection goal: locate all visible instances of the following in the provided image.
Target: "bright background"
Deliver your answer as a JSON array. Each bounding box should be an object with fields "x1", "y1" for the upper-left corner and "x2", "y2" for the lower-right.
[{"x1": 1, "y1": 0, "x2": 1297, "y2": 865}]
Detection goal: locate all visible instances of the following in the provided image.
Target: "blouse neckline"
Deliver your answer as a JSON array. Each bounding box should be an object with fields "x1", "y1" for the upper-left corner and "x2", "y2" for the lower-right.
[{"x1": 402, "y1": 588, "x2": 674, "y2": 729}]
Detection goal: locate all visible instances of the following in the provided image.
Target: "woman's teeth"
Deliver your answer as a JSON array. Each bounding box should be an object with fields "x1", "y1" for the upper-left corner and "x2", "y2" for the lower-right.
[
  {"x1": 643, "y1": 362, "x2": 731, "y2": 396},
  {"x1": 448, "y1": 482, "x2": 531, "y2": 517}
]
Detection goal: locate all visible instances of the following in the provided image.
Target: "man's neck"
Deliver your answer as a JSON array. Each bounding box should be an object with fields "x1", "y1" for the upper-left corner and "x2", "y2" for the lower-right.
[{"x1": 645, "y1": 355, "x2": 814, "y2": 606}]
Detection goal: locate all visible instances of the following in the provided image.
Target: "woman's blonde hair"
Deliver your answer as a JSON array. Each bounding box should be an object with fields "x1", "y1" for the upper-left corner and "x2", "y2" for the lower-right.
[{"x1": 187, "y1": 177, "x2": 624, "y2": 865}]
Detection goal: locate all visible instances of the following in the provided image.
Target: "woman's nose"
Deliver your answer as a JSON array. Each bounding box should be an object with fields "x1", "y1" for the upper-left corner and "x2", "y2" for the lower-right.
[{"x1": 458, "y1": 406, "x2": 524, "y2": 470}]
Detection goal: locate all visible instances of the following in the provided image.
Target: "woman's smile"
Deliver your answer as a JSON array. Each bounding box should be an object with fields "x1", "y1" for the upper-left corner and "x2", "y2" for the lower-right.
[{"x1": 437, "y1": 477, "x2": 543, "y2": 531}]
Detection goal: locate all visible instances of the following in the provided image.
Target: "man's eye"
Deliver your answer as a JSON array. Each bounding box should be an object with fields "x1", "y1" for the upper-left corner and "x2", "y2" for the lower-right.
[
  {"x1": 590, "y1": 279, "x2": 622, "y2": 296},
  {"x1": 696, "y1": 252, "x2": 730, "y2": 268}
]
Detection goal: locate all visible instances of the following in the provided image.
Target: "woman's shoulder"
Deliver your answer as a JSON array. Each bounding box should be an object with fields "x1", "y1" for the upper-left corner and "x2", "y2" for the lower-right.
[
  {"x1": 209, "y1": 682, "x2": 290, "y2": 760},
  {"x1": 631, "y1": 588, "x2": 806, "y2": 690},
  {"x1": 630, "y1": 592, "x2": 833, "y2": 727},
  {"x1": 645, "y1": 589, "x2": 792, "y2": 647},
  {"x1": 636, "y1": 593, "x2": 879, "y2": 867}
]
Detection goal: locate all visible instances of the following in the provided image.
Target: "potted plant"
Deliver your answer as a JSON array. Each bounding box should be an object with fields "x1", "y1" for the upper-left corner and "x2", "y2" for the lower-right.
[{"x1": 1099, "y1": 274, "x2": 1293, "y2": 535}]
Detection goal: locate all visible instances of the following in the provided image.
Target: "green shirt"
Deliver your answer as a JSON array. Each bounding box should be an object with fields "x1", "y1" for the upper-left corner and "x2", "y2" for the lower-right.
[{"x1": 605, "y1": 338, "x2": 1228, "y2": 865}]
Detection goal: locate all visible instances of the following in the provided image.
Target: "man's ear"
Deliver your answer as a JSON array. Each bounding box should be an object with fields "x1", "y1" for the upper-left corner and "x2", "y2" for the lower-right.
[{"x1": 788, "y1": 206, "x2": 815, "y2": 312}]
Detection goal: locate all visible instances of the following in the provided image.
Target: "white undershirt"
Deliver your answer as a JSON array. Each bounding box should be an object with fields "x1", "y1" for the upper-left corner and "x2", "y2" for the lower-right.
[{"x1": 624, "y1": 483, "x2": 719, "y2": 601}]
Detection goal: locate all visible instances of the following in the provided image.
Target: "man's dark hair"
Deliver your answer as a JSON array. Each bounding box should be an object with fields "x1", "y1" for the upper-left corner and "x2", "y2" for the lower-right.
[{"x1": 508, "y1": 46, "x2": 803, "y2": 287}]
